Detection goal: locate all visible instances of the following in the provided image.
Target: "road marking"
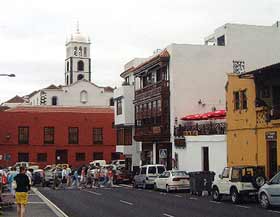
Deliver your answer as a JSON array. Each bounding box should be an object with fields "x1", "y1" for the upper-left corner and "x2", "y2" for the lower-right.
[
  {"x1": 119, "y1": 184, "x2": 133, "y2": 188},
  {"x1": 33, "y1": 187, "x2": 69, "y2": 217},
  {"x1": 163, "y1": 213, "x2": 175, "y2": 217},
  {"x1": 120, "y1": 200, "x2": 133, "y2": 206},
  {"x1": 235, "y1": 205, "x2": 250, "y2": 209},
  {"x1": 210, "y1": 201, "x2": 221, "y2": 204},
  {"x1": 28, "y1": 202, "x2": 46, "y2": 204},
  {"x1": 83, "y1": 189, "x2": 102, "y2": 196},
  {"x1": 174, "y1": 194, "x2": 183, "y2": 198},
  {"x1": 189, "y1": 197, "x2": 198, "y2": 200},
  {"x1": 28, "y1": 193, "x2": 36, "y2": 196},
  {"x1": 268, "y1": 210, "x2": 280, "y2": 214}
]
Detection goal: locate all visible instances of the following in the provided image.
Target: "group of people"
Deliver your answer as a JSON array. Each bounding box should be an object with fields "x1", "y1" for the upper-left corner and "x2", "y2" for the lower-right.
[{"x1": 53, "y1": 165, "x2": 115, "y2": 190}]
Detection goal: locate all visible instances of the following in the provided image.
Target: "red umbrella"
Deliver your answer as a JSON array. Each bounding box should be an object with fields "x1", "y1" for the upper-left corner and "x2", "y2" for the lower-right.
[
  {"x1": 200, "y1": 112, "x2": 214, "y2": 119},
  {"x1": 181, "y1": 114, "x2": 202, "y2": 121},
  {"x1": 212, "y1": 109, "x2": 226, "y2": 117}
]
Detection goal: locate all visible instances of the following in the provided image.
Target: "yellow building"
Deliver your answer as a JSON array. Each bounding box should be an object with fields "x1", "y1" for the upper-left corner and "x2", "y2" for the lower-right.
[{"x1": 227, "y1": 63, "x2": 280, "y2": 178}]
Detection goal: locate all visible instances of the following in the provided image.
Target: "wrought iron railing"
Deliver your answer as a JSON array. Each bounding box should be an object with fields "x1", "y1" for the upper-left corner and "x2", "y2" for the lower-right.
[{"x1": 174, "y1": 122, "x2": 226, "y2": 137}]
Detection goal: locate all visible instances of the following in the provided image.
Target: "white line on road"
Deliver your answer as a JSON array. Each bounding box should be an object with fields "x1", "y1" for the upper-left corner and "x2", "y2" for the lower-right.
[
  {"x1": 189, "y1": 197, "x2": 198, "y2": 200},
  {"x1": 120, "y1": 200, "x2": 133, "y2": 206},
  {"x1": 163, "y1": 213, "x2": 175, "y2": 217},
  {"x1": 119, "y1": 184, "x2": 133, "y2": 188},
  {"x1": 209, "y1": 201, "x2": 221, "y2": 204},
  {"x1": 33, "y1": 187, "x2": 69, "y2": 217},
  {"x1": 83, "y1": 189, "x2": 102, "y2": 196},
  {"x1": 174, "y1": 194, "x2": 183, "y2": 198},
  {"x1": 235, "y1": 205, "x2": 250, "y2": 209},
  {"x1": 268, "y1": 210, "x2": 280, "y2": 214},
  {"x1": 28, "y1": 202, "x2": 46, "y2": 204}
]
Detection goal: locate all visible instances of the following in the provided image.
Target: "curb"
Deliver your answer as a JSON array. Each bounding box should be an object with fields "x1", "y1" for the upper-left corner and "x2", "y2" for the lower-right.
[{"x1": 32, "y1": 188, "x2": 69, "y2": 217}]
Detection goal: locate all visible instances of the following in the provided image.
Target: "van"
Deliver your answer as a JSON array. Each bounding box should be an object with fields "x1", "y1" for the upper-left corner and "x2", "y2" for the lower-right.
[
  {"x1": 133, "y1": 164, "x2": 166, "y2": 189},
  {"x1": 89, "y1": 160, "x2": 106, "y2": 168}
]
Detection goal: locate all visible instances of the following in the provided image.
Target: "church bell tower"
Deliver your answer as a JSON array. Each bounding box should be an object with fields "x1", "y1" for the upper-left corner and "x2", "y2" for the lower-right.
[{"x1": 65, "y1": 23, "x2": 91, "y2": 85}]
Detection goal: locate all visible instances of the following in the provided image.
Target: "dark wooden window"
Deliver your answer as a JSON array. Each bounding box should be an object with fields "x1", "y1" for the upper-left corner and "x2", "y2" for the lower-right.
[
  {"x1": 241, "y1": 90, "x2": 248, "y2": 110},
  {"x1": 233, "y1": 91, "x2": 240, "y2": 110},
  {"x1": 93, "y1": 152, "x2": 103, "y2": 160},
  {"x1": 202, "y1": 147, "x2": 209, "y2": 171},
  {"x1": 44, "y1": 127, "x2": 54, "y2": 144},
  {"x1": 76, "y1": 152, "x2": 85, "y2": 161},
  {"x1": 117, "y1": 98, "x2": 122, "y2": 115},
  {"x1": 51, "y1": 96, "x2": 58, "y2": 105},
  {"x1": 117, "y1": 128, "x2": 132, "y2": 146},
  {"x1": 217, "y1": 35, "x2": 225, "y2": 46},
  {"x1": 18, "y1": 152, "x2": 29, "y2": 162},
  {"x1": 93, "y1": 128, "x2": 103, "y2": 144},
  {"x1": 18, "y1": 127, "x2": 29, "y2": 144},
  {"x1": 77, "y1": 60, "x2": 84, "y2": 71},
  {"x1": 68, "y1": 127, "x2": 79, "y2": 144},
  {"x1": 37, "y1": 153, "x2": 47, "y2": 162},
  {"x1": 109, "y1": 98, "x2": 114, "y2": 106}
]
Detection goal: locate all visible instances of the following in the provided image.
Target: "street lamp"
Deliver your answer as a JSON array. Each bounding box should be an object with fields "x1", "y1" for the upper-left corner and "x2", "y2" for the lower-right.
[{"x1": 0, "y1": 74, "x2": 15, "y2": 77}]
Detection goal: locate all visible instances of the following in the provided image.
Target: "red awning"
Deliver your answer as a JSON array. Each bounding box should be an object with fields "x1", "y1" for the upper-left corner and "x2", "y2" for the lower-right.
[
  {"x1": 181, "y1": 114, "x2": 202, "y2": 121},
  {"x1": 181, "y1": 110, "x2": 226, "y2": 121},
  {"x1": 212, "y1": 109, "x2": 226, "y2": 117}
]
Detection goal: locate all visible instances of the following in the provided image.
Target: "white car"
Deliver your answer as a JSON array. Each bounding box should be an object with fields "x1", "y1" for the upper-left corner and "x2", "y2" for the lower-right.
[{"x1": 154, "y1": 170, "x2": 190, "y2": 192}]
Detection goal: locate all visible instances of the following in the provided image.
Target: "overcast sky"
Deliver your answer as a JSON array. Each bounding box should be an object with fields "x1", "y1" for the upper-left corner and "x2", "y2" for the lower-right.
[{"x1": 0, "y1": 0, "x2": 279, "y2": 103}]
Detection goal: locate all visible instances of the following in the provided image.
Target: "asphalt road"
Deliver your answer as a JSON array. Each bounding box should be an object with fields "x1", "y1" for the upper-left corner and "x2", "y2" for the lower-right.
[{"x1": 38, "y1": 185, "x2": 280, "y2": 217}]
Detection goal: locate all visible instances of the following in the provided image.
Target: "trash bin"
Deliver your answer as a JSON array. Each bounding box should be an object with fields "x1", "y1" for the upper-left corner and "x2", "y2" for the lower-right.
[{"x1": 189, "y1": 171, "x2": 215, "y2": 196}]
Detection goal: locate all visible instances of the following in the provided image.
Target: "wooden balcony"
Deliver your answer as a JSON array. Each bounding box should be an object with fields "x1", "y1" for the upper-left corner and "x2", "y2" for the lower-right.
[
  {"x1": 134, "y1": 125, "x2": 170, "y2": 142},
  {"x1": 134, "y1": 80, "x2": 169, "y2": 103}
]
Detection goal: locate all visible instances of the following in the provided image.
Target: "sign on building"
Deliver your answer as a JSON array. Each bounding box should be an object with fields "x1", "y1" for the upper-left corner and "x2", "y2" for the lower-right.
[
  {"x1": 233, "y1": 60, "x2": 245, "y2": 74},
  {"x1": 265, "y1": 131, "x2": 277, "y2": 141},
  {"x1": 159, "y1": 149, "x2": 167, "y2": 159}
]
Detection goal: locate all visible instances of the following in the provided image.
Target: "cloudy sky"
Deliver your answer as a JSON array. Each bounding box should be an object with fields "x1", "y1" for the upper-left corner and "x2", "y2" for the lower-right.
[{"x1": 0, "y1": 0, "x2": 279, "y2": 103}]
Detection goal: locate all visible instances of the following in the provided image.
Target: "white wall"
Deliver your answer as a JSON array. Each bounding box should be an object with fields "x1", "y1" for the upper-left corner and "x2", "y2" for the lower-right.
[{"x1": 175, "y1": 135, "x2": 227, "y2": 178}]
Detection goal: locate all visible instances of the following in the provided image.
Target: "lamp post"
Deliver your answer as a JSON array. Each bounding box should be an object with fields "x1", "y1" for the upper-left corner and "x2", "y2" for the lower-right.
[{"x1": 0, "y1": 74, "x2": 15, "y2": 77}]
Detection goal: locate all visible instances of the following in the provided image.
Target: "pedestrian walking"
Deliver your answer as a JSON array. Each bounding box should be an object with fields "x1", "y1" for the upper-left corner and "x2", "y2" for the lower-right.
[
  {"x1": 14, "y1": 166, "x2": 30, "y2": 217},
  {"x1": 108, "y1": 168, "x2": 114, "y2": 187},
  {"x1": 61, "y1": 166, "x2": 67, "y2": 189},
  {"x1": 79, "y1": 167, "x2": 86, "y2": 188},
  {"x1": 8, "y1": 167, "x2": 18, "y2": 196},
  {"x1": 66, "y1": 166, "x2": 72, "y2": 187},
  {"x1": 71, "y1": 170, "x2": 79, "y2": 188},
  {"x1": 86, "y1": 168, "x2": 93, "y2": 188}
]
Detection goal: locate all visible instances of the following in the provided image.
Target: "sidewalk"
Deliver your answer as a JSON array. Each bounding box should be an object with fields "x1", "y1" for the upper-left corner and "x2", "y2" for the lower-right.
[{"x1": 2, "y1": 188, "x2": 63, "y2": 217}]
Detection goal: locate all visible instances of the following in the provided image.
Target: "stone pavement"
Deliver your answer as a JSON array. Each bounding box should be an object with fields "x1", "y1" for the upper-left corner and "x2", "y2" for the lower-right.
[{"x1": 2, "y1": 189, "x2": 59, "y2": 217}]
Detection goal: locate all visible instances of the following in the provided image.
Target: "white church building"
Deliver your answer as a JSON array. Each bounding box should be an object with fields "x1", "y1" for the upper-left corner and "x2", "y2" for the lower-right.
[{"x1": 3, "y1": 25, "x2": 114, "y2": 108}]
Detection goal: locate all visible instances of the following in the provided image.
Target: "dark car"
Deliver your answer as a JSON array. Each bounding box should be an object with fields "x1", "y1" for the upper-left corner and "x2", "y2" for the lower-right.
[{"x1": 113, "y1": 168, "x2": 133, "y2": 184}]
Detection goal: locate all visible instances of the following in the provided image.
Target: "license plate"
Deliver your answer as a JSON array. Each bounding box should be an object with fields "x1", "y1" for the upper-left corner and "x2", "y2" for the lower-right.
[{"x1": 249, "y1": 192, "x2": 257, "y2": 196}]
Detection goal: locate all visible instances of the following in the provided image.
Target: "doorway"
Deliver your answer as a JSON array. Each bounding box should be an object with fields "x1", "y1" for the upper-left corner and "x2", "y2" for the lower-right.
[
  {"x1": 56, "y1": 150, "x2": 68, "y2": 164},
  {"x1": 267, "y1": 141, "x2": 278, "y2": 178},
  {"x1": 202, "y1": 147, "x2": 209, "y2": 171}
]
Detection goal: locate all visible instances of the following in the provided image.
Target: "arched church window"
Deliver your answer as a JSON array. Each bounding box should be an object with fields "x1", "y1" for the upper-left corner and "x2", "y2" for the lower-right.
[
  {"x1": 80, "y1": 90, "x2": 88, "y2": 104},
  {"x1": 78, "y1": 47, "x2": 82, "y2": 56},
  {"x1": 78, "y1": 60, "x2": 84, "y2": 71},
  {"x1": 52, "y1": 96, "x2": 58, "y2": 106},
  {"x1": 73, "y1": 47, "x2": 77, "y2": 56},
  {"x1": 67, "y1": 62, "x2": 69, "y2": 72},
  {"x1": 77, "y1": 74, "x2": 84, "y2": 80},
  {"x1": 84, "y1": 47, "x2": 87, "y2": 57}
]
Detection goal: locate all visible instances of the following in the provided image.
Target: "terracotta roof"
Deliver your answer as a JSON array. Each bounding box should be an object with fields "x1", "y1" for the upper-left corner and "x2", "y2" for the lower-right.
[
  {"x1": 134, "y1": 49, "x2": 170, "y2": 72},
  {"x1": 5, "y1": 106, "x2": 114, "y2": 114},
  {"x1": 0, "y1": 106, "x2": 10, "y2": 111},
  {"x1": 45, "y1": 84, "x2": 60, "y2": 90},
  {"x1": 5, "y1": 95, "x2": 25, "y2": 103}
]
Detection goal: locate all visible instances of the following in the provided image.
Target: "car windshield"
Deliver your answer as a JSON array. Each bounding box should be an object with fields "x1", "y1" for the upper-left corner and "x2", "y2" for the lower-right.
[
  {"x1": 171, "y1": 171, "x2": 188, "y2": 177},
  {"x1": 157, "y1": 166, "x2": 165, "y2": 174}
]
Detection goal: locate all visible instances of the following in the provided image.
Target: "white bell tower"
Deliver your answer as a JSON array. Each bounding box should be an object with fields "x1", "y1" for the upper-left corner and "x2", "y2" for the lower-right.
[{"x1": 65, "y1": 22, "x2": 91, "y2": 85}]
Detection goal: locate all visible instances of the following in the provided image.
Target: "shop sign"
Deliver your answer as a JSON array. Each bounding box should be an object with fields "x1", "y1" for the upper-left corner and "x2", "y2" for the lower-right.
[
  {"x1": 174, "y1": 138, "x2": 186, "y2": 148},
  {"x1": 152, "y1": 126, "x2": 161, "y2": 134},
  {"x1": 265, "y1": 131, "x2": 277, "y2": 141},
  {"x1": 159, "y1": 149, "x2": 167, "y2": 159}
]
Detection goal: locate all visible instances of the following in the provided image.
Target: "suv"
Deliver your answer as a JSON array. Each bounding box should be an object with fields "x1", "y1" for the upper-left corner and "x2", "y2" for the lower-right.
[
  {"x1": 133, "y1": 164, "x2": 166, "y2": 189},
  {"x1": 212, "y1": 166, "x2": 266, "y2": 204}
]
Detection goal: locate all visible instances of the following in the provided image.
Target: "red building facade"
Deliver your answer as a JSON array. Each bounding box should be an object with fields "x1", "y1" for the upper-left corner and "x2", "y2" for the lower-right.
[{"x1": 0, "y1": 107, "x2": 116, "y2": 168}]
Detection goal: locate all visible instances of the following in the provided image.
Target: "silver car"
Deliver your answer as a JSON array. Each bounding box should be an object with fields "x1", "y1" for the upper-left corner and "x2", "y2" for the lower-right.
[{"x1": 258, "y1": 171, "x2": 280, "y2": 209}]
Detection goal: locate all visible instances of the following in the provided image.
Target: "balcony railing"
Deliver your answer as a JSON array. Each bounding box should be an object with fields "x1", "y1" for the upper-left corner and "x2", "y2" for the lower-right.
[
  {"x1": 134, "y1": 125, "x2": 170, "y2": 139},
  {"x1": 174, "y1": 122, "x2": 226, "y2": 137},
  {"x1": 135, "y1": 80, "x2": 169, "y2": 101}
]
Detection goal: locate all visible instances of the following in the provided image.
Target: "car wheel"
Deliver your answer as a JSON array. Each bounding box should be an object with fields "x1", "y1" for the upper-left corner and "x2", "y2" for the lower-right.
[
  {"x1": 212, "y1": 187, "x2": 221, "y2": 201},
  {"x1": 260, "y1": 193, "x2": 270, "y2": 209},
  {"x1": 142, "y1": 182, "x2": 146, "y2": 189},
  {"x1": 230, "y1": 188, "x2": 241, "y2": 204},
  {"x1": 166, "y1": 185, "x2": 170, "y2": 193},
  {"x1": 252, "y1": 175, "x2": 266, "y2": 189}
]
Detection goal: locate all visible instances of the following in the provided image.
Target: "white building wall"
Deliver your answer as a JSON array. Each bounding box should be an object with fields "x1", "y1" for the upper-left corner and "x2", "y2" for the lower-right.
[
  {"x1": 175, "y1": 135, "x2": 227, "y2": 179},
  {"x1": 168, "y1": 22, "x2": 280, "y2": 160}
]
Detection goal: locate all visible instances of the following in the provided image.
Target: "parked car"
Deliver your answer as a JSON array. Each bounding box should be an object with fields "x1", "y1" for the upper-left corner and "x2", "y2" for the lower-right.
[
  {"x1": 212, "y1": 166, "x2": 266, "y2": 204},
  {"x1": 89, "y1": 160, "x2": 106, "y2": 168},
  {"x1": 133, "y1": 164, "x2": 166, "y2": 189},
  {"x1": 258, "y1": 171, "x2": 280, "y2": 209},
  {"x1": 112, "y1": 160, "x2": 126, "y2": 168},
  {"x1": 32, "y1": 169, "x2": 44, "y2": 186},
  {"x1": 113, "y1": 168, "x2": 133, "y2": 184},
  {"x1": 154, "y1": 170, "x2": 190, "y2": 192}
]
